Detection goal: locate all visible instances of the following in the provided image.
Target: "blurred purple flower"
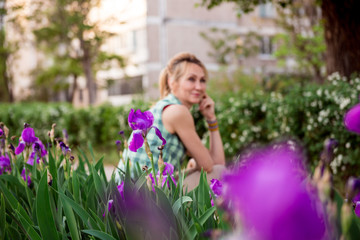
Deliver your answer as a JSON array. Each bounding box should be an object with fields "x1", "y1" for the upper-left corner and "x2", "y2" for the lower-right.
[
  {"x1": 222, "y1": 143, "x2": 326, "y2": 240},
  {"x1": 21, "y1": 168, "x2": 31, "y2": 186},
  {"x1": 344, "y1": 103, "x2": 360, "y2": 135},
  {"x1": 128, "y1": 109, "x2": 166, "y2": 152},
  {"x1": 103, "y1": 199, "x2": 114, "y2": 217},
  {"x1": 59, "y1": 141, "x2": 71, "y2": 155},
  {"x1": 15, "y1": 127, "x2": 47, "y2": 157},
  {"x1": 210, "y1": 179, "x2": 222, "y2": 206},
  {"x1": 103, "y1": 183, "x2": 124, "y2": 217},
  {"x1": 0, "y1": 154, "x2": 11, "y2": 174},
  {"x1": 27, "y1": 151, "x2": 40, "y2": 166},
  {"x1": 118, "y1": 182, "x2": 124, "y2": 200},
  {"x1": 0, "y1": 128, "x2": 3, "y2": 137},
  {"x1": 210, "y1": 179, "x2": 222, "y2": 197},
  {"x1": 355, "y1": 202, "x2": 360, "y2": 217},
  {"x1": 151, "y1": 162, "x2": 177, "y2": 188},
  {"x1": 33, "y1": 140, "x2": 47, "y2": 157},
  {"x1": 345, "y1": 177, "x2": 360, "y2": 217},
  {"x1": 115, "y1": 140, "x2": 122, "y2": 152}
]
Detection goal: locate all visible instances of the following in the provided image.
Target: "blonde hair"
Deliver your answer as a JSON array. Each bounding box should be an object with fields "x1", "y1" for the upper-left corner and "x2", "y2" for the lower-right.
[{"x1": 159, "y1": 52, "x2": 208, "y2": 99}]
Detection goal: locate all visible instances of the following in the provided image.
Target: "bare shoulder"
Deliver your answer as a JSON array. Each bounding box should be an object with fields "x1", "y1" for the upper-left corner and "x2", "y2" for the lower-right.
[
  {"x1": 162, "y1": 105, "x2": 194, "y2": 133},
  {"x1": 163, "y1": 104, "x2": 191, "y2": 119}
]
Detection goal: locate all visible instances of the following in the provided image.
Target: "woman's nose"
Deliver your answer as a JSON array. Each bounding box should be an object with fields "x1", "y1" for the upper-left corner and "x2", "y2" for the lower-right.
[{"x1": 195, "y1": 81, "x2": 202, "y2": 89}]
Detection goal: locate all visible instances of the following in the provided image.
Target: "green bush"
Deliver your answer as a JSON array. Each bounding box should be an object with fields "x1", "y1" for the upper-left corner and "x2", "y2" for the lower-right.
[
  {"x1": 0, "y1": 100, "x2": 151, "y2": 150},
  {"x1": 206, "y1": 72, "x2": 360, "y2": 189}
]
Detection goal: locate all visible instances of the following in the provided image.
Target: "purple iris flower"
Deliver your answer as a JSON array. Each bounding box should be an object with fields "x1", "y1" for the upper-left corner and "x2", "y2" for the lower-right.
[
  {"x1": 355, "y1": 202, "x2": 360, "y2": 217},
  {"x1": 222, "y1": 143, "x2": 326, "y2": 240},
  {"x1": 157, "y1": 162, "x2": 177, "y2": 188},
  {"x1": 21, "y1": 168, "x2": 31, "y2": 186},
  {"x1": 117, "y1": 181, "x2": 124, "y2": 199},
  {"x1": 15, "y1": 127, "x2": 47, "y2": 157},
  {"x1": 59, "y1": 141, "x2": 71, "y2": 155},
  {"x1": 0, "y1": 154, "x2": 11, "y2": 174},
  {"x1": 210, "y1": 179, "x2": 222, "y2": 197},
  {"x1": 344, "y1": 103, "x2": 360, "y2": 135},
  {"x1": 27, "y1": 151, "x2": 41, "y2": 166},
  {"x1": 210, "y1": 179, "x2": 222, "y2": 206},
  {"x1": 103, "y1": 182, "x2": 125, "y2": 217},
  {"x1": 128, "y1": 109, "x2": 166, "y2": 152},
  {"x1": 147, "y1": 162, "x2": 177, "y2": 189},
  {"x1": 346, "y1": 177, "x2": 360, "y2": 217},
  {"x1": 115, "y1": 140, "x2": 122, "y2": 152}
]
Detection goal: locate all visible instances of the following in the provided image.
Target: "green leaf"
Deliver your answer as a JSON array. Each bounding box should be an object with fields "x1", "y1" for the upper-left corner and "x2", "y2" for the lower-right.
[
  {"x1": 72, "y1": 171, "x2": 81, "y2": 204},
  {"x1": 36, "y1": 172, "x2": 59, "y2": 240},
  {"x1": 0, "y1": 194, "x2": 5, "y2": 239},
  {"x1": 134, "y1": 172, "x2": 147, "y2": 192},
  {"x1": 82, "y1": 229, "x2": 117, "y2": 240},
  {"x1": 14, "y1": 208, "x2": 42, "y2": 240},
  {"x1": 58, "y1": 192, "x2": 100, "y2": 230},
  {"x1": 0, "y1": 175, "x2": 26, "y2": 189},
  {"x1": 88, "y1": 141, "x2": 95, "y2": 162},
  {"x1": 61, "y1": 194, "x2": 80, "y2": 240},
  {"x1": 197, "y1": 170, "x2": 212, "y2": 212},
  {"x1": 188, "y1": 207, "x2": 216, "y2": 240},
  {"x1": 91, "y1": 166, "x2": 106, "y2": 203},
  {"x1": 0, "y1": 181, "x2": 32, "y2": 224},
  {"x1": 89, "y1": 208, "x2": 106, "y2": 231},
  {"x1": 172, "y1": 196, "x2": 193, "y2": 215},
  {"x1": 48, "y1": 150, "x2": 58, "y2": 187}
]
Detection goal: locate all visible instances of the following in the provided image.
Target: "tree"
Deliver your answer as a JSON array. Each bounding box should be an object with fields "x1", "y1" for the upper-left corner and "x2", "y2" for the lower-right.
[
  {"x1": 0, "y1": 0, "x2": 23, "y2": 102},
  {"x1": 274, "y1": 0, "x2": 325, "y2": 83},
  {"x1": 200, "y1": 0, "x2": 360, "y2": 78},
  {"x1": 200, "y1": 27, "x2": 260, "y2": 65},
  {"x1": 31, "y1": 0, "x2": 125, "y2": 104}
]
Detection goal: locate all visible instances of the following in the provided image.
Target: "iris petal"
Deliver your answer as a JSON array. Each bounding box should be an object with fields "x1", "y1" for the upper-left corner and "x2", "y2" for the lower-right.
[
  {"x1": 355, "y1": 202, "x2": 360, "y2": 217},
  {"x1": 344, "y1": 103, "x2": 360, "y2": 134},
  {"x1": 152, "y1": 126, "x2": 167, "y2": 146},
  {"x1": 22, "y1": 128, "x2": 38, "y2": 144},
  {"x1": 129, "y1": 130, "x2": 144, "y2": 152},
  {"x1": 163, "y1": 162, "x2": 174, "y2": 175},
  {"x1": 15, "y1": 141, "x2": 25, "y2": 155},
  {"x1": 128, "y1": 109, "x2": 154, "y2": 131}
]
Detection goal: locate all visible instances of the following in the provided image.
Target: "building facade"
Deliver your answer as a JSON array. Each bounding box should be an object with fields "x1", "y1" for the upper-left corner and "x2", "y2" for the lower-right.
[{"x1": 7, "y1": 0, "x2": 282, "y2": 105}]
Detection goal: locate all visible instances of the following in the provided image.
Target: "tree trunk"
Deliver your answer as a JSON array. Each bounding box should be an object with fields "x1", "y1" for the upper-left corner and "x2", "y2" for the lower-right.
[
  {"x1": 80, "y1": 39, "x2": 96, "y2": 105},
  {"x1": 321, "y1": 0, "x2": 360, "y2": 78},
  {"x1": 70, "y1": 74, "x2": 78, "y2": 103}
]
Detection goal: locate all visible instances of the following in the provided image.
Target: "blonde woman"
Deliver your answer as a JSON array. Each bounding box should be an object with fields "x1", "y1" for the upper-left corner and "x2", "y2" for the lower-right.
[{"x1": 119, "y1": 52, "x2": 226, "y2": 191}]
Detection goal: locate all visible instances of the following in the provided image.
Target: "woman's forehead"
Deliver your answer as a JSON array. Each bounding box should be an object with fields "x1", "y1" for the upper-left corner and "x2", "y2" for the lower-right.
[{"x1": 183, "y1": 63, "x2": 205, "y2": 77}]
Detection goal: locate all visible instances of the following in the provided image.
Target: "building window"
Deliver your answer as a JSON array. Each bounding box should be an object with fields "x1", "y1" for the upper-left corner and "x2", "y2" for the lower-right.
[
  {"x1": 260, "y1": 36, "x2": 273, "y2": 56},
  {"x1": 259, "y1": 2, "x2": 275, "y2": 18},
  {"x1": 108, "y1": 75, "x2": 143, "y2": 96}
]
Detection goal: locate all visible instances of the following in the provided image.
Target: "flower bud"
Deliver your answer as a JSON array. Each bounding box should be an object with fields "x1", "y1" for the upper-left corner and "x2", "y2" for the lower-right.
[
  {"x1": 158, "y1": 145, "x2": 165, "y2": 174},
  {"x1": 49, "y1": 124, "x2": 56, "y2": 142}
]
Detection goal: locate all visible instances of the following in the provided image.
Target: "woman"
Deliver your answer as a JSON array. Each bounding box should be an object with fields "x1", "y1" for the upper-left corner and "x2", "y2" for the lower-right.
[{"x1": 119, "y1": 52, "x2": 226, "y2": 191}]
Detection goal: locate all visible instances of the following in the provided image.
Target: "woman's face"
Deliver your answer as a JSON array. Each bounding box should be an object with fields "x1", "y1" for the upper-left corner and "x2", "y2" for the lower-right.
[{"x1": 170, "y1": 63, "x2": 207, "y2": 108}]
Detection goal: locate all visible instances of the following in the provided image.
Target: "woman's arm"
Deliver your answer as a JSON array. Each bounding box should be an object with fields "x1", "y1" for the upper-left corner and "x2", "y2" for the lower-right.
[
  {"x1": 162, "y1": 101, "x2": 225, "y2": 172},
  {"x1": 199, "y1": 94, "x2": 225, "y2": 166}
]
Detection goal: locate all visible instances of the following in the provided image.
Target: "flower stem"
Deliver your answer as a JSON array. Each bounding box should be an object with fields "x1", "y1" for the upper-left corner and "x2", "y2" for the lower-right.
[{"x1": 144, "y1": 138, "x2": 158, "y2": 186}]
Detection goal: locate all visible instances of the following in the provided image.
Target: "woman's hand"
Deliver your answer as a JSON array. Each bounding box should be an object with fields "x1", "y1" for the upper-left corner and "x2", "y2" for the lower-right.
[{"x1": 199, "y1": 93, "x2": 216, "y2": 121}]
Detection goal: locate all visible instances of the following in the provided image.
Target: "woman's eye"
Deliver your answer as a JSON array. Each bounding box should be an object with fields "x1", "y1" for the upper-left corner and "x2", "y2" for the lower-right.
[
  {"x1": 188, "y1": 77, "x2": 195, "y2": 82},
  {"x1": 200, "y1": 78, "x2": 206, "y2": 83}
]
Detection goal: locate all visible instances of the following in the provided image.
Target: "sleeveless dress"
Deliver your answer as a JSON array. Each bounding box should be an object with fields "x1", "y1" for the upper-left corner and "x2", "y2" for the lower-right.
[{"x1": 119, "y1": 94, "x2": 186, "y2": 171}]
